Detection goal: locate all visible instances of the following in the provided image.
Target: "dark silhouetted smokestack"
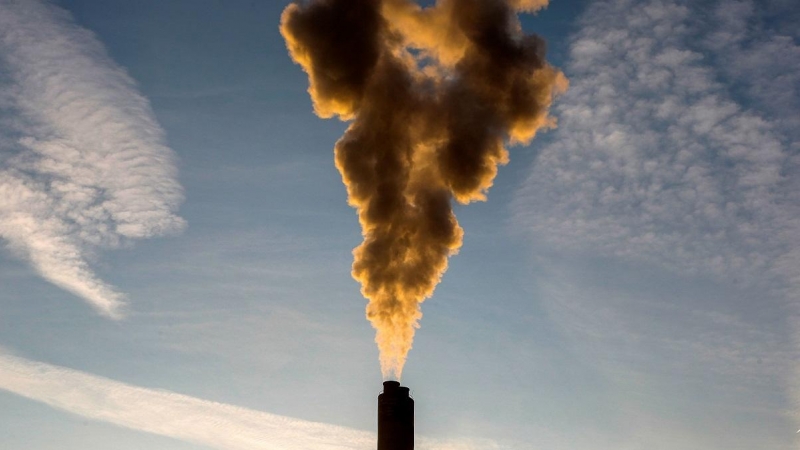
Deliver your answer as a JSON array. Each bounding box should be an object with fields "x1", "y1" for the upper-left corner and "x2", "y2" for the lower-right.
[{"x1": 378, "y1": 381, "x2": 414, "y2": 450}]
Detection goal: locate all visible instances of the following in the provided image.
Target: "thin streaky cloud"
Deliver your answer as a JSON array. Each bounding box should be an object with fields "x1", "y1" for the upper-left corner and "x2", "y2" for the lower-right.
[
  {"x1": 0, "y1": 0, "x2": 185, "y2": 318},
  {"x1": 0, "y1": 351, "x2": 500, "y2": 450}
]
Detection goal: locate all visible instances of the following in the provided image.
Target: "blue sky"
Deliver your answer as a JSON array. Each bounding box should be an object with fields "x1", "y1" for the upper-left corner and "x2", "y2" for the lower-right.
[{"x1": 0, "y1": 0, "x2": 797, "y2": 449}]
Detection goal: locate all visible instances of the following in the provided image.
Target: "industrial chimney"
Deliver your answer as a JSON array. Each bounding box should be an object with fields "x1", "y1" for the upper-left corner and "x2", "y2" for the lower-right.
[{"x1": 378, "y1": 381, "x2": 414, "y2": 450}]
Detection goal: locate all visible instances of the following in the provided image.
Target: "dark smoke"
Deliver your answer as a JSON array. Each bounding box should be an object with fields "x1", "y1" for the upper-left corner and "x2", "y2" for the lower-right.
[{"x1": 281, "y1": 0, "x2": 567, "y2": 378}]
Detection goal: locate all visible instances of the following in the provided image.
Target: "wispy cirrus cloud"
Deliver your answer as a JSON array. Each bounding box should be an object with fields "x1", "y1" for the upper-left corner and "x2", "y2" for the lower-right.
[
  {"x1": 513, "y1": 0, "x2": 800, "y2": 444},
  {"x1": 517, "y1": 0, "x2": 799, "y2": 287},
  {"x1": 704, "y1": 0, "x2": 800, "y2": 142},
  {"x1": 0, "y1": 351, "x2": 500, "y2": 450},
  {"x1": 0, "y1": 0, "x2": 185, "y2": 318}
]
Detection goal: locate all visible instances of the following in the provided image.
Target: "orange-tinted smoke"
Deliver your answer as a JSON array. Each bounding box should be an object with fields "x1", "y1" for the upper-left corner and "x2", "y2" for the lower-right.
[{"x1": 281, "y1": 0, "x2": 567, "y2": 379}]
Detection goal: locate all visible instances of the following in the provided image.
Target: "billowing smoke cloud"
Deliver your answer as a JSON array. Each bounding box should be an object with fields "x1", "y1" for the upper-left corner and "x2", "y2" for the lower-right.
[
  {"x1": 281, "y1": 0, "x2": 566, "y2": 378},
  {"x1": 0, "y1": 0, "x2": 185, "y2": 318}
]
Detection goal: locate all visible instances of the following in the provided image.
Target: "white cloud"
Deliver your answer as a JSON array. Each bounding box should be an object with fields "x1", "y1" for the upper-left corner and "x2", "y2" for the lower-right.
[
  {"x1": 513, "y1": 0, "x2": 800, "y2": 439},
  {"x1": 0, "y1": 351, "x2": 498, "y2": 450},
  {"x1": 704, "y1": 0, "x2": 800, "y2": 139},
  {"x1": 516, "y1": 0, "x2": 799, "y2": 299},
  {"x1": 0, "y1": 0, "x2": 185, "y2": 317}
]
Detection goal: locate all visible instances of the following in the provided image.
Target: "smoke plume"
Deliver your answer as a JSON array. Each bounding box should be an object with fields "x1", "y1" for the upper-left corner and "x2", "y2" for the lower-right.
[{"x1": 281, "y1": 0, "x2": 566, "y2": 378}]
